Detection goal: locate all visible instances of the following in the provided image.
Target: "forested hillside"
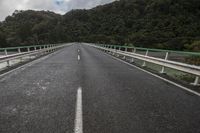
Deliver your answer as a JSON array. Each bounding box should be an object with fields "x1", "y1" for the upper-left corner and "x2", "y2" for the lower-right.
[{"x1": 0, "y1": 0, "x2": 200, "y2": 51}]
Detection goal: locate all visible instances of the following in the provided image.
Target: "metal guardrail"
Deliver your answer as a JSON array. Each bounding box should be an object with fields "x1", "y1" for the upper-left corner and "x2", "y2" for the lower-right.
[
  {"x1": 0, "y1": 43, "x2": 71, "y2": 69},
  {"x1": 87, "y1": 43, "x2": 200, "y2": 86}
]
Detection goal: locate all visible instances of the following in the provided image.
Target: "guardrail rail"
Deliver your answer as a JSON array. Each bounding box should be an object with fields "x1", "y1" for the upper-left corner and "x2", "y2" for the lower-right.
[
  {"x1": 87, "y1": 43, "x2": 200, "y2": 86},
  {"x1": 0, "y1": 43, "x2": 71, "y2": 70}
]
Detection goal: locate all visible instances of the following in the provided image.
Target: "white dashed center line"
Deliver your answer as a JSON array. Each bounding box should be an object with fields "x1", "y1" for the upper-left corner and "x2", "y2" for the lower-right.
[
  {"x1": 74, "y1": 87, "x2": 83, "y2": 133},
  {"x1": 78, "y1": 55, "x2": 80, "y2": 61},
  {"x1": 78, "y1": 49, "x2": 81, "y2": 61}
]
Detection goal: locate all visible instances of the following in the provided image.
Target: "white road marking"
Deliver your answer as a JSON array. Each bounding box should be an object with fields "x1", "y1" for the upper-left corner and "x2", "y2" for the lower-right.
[
  {"x1": 78, "y1": 55, "x2": 80, "y2": 61},
  {"x1": 104, "y1": 51, "x2": 200, "y2": 97},
  {"x1": 74, "y1": 87, "x2": 83, "y2": 133},
  {"x1": 77, "y1": 49, "x2": 81, "y2": 61}
]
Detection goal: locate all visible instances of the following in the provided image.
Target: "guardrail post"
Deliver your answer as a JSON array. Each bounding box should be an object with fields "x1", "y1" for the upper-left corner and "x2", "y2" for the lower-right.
[
  {"x1": 123, "y1": 47, "x2": 127, "y2": 59},
  {"x1": 191, "y1": 76, "x2": 199, "y2": 86},
  {"x1": 4, "y1": 49, "x2": 8, "y2": 55},
  {"x1": 106, "y1": 45, "x2": 109, "y2": 53},
  {"x1": 130, "y1": 48, "x2": 136, "y2": 63},
  {"x1": 53, "y1": 45, "x2": 56, "y2": 50},
  {"x1": 160, "y1": 52, "x2": 169, "y2": 74},
  {"x1": 130, "y1": 57, "x2": 134, "y2": 63},
  {"x1": 20, "y1": 57, "x2": 23, "y2": 62},
  {"x1": 133, "y1": 48, "x2": 136, "y2": 53},
  {"x1": 47, "y1": 45, "x2": 50, "y2": 52},
  {"x1": 50, "y1": 45, "x2": 52, "y2": 52},
  {"x1": 18, "y1": 47, "x2": 22, "y2": 61},
  {"x1": 108, "y1": 46, "x2": 111, "y2": 54},
  {"x1": 48, "y1": 45, "x2": 51, "y2": 53},
  {"x1": 110, "y1": 46, "x2": 112, "y2": 54},
  {"x1": 51, "y1": 44, "x2": 53, "y2": 52},
  {"x1": 103, "y1": 45, "x2": 106, "y2": 52},
  {"x1": 142, "y1": 50, "x2": 149, "y2": 67},
  {"x1": 54, "y1": 45, "x2": 56, "y2": 51},
  {"x1": 34, "y1": 46, "x2": 37, "y2": 51},
  {"x1": 27, "y1": 47, "x2": 30, "y2": 52},
  {"x1": 116, "y1": 46, "x2": 120, "y2": 57},
  {"x1": 104, "y1": 45, "x2": 107, "y2": 52},
  {"x1": 44, "y1": 45, "x2": 47, "y2": 53},
  {"x1": 49, "y1": 45, "x2": 51, "y2": 52},
  {"x1": 18, "y1": 48, "x2": 21, "y2": 53},
  {"x1": 46, "y1": 45, "x2": 49, "y2": 53},
  {"x1": 49, "y1": 45, "x2": 52, "y2": 52},
  {"x1": 42, "y1": 46, "x2": 45, "y2": 53},
  {"x1": 7, "y1": 60, "x2": 10, "y2": 67},
  {"x1": 112, "y1": 46, "x2": 116, "y2": 55}
]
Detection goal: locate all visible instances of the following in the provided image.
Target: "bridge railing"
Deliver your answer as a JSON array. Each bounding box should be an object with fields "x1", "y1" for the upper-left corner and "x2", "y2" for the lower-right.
[
  {"x1": 0, "y1": 43, "x2": 70, "y2": 70},
  {"x1": 87, "y1": 43, "x2": 200, "y2": 86}
]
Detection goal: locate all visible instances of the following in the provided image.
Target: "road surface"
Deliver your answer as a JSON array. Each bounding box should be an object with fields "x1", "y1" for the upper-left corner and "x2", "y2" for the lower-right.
[{"x1": 0, "y1": 43, "x2": 200, "y2": 133}]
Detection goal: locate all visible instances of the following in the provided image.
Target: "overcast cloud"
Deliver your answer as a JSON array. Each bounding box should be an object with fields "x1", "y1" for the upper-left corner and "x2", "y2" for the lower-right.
[{"x1": 0, "y1": 0, "x2": 115, "y2": 21}]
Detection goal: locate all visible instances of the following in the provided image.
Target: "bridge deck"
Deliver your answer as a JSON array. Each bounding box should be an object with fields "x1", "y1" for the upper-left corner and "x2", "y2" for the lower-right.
[{"x1": 0, "y1": 43, "x2": 200, "y2": 133}]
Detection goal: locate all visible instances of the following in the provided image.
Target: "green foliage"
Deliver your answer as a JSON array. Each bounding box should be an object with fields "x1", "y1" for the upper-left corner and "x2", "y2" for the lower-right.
[
  {"x1": 185, "y1": 41, "x2": 200, "y2": 52},
  {"x1": 185, "y1": 41, "x2": 200, "y2": 65},
  {"x1": 0, "y1": 31, "x2": 7, "y2": 47},
  {"x1": 0, "y1": 0, "x2": 200, "y2": 50},
  {"x1": 185, "y1": 56, "x2": 200, "y2": 65}
]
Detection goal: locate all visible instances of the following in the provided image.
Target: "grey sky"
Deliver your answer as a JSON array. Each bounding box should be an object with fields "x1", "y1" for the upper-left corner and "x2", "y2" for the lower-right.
[{"x1": 0, "y1": 0, "x2": 115, "y2": 21}]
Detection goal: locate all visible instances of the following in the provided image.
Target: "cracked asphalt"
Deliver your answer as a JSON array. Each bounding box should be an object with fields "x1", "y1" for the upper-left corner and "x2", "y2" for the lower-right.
[{"x1": 0, "y1": 43, "x2": 200, "y2": 133}]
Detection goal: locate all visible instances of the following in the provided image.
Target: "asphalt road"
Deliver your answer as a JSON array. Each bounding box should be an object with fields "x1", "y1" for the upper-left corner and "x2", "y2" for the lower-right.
[{"x1": 0, "y1": 43, "x2": 200, "y2": 133}]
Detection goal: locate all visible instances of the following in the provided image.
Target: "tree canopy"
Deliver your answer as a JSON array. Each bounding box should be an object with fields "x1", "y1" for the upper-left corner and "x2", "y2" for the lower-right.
[{"x1": 0, "y1": 0, "x2": 200, "y2": 51}]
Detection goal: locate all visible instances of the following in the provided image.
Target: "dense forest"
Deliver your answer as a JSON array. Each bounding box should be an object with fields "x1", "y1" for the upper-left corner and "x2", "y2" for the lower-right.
[{"x1": 0, "y1": 0, "x2": 200, "y2": 51}]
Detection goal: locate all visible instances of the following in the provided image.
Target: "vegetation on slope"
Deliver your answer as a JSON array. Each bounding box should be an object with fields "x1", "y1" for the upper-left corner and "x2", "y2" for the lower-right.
[{"x1": 0, "y1": 0, "x2": 200, "y2": 51}]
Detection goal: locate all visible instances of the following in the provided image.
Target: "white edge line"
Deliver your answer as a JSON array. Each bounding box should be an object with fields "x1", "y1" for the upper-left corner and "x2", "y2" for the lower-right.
[
  {"x1": 98, "y1": 49, "x2": 200, "y2": 97},
  {"x1": 74, "y1": 87, "x2": 83, "y2": 133},
  {"x1": 0, "y1": 49, "x2": 61, "y2": 78}
]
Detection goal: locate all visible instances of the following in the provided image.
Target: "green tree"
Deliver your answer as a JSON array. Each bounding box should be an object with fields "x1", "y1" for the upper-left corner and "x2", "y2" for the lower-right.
[{"x1": 0, "y1": 31, "x2": 7, "y2": 47}]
